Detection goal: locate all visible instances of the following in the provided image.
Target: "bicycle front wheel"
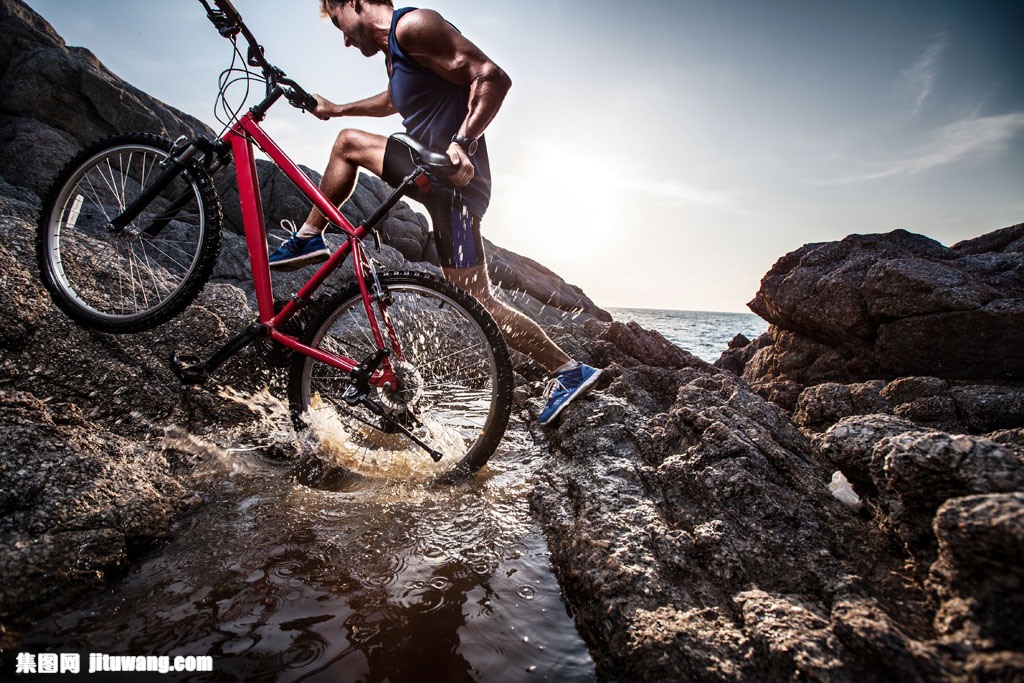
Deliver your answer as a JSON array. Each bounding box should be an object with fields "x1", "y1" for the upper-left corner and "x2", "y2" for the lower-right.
[
  {"x1": 289, "y1": 271, "x2": 514, "y2": 483},
  {"x1": 36, "y1": 133, "x2": 222, "y2": 332}
]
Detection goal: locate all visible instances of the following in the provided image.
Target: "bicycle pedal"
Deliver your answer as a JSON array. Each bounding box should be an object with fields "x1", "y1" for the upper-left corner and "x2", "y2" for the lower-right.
[{"x1": 170, "y1": 352, "x2": 210, "y2": 385}]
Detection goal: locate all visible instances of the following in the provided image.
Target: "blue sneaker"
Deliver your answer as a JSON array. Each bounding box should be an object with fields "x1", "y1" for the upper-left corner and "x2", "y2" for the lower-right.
[
  {"x1": 269, "y1": 227, "x2": 330, "y2": 271},
  {"x1": 538, "y1": 363, "x2": 602, "y2": 426}
]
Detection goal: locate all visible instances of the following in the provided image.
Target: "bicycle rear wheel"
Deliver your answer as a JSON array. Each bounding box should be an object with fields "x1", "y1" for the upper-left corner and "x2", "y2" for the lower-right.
[
  {"x1": 36, "y1": 133, "x2": 222, "y2": 332},
  {"x1": 289, "y1": 270, "x2": 513, "y2": 483}
]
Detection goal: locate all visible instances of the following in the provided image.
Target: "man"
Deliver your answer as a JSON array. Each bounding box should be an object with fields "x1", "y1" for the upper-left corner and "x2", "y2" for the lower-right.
[{"x1": 270, "y1": 0, "x2": 599, "y2": 425}]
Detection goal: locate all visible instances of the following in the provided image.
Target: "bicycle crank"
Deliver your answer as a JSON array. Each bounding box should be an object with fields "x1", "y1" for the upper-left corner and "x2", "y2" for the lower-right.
[{"x1": 354, "y1": 396, "x2": 444, "y2": 463}]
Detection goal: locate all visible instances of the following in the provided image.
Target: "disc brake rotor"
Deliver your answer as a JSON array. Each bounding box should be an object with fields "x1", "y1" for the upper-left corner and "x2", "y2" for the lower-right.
[{"x1": 378, "y1": 359, "x2": 424, "y2": 414}]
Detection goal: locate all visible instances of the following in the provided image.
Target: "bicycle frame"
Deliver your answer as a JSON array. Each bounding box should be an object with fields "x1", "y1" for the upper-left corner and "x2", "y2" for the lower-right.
[
  {"x1": 218, "y1": 108, "x2": 404, "y2": 389},
  {"x1": 156, "y1": 0, "x2": 447, "y2": 392}
]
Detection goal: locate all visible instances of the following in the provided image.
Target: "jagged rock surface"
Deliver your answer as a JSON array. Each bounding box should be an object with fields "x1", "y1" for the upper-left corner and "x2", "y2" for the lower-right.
[
  {"x1": 530, "y1": 325, "x2": 1024, "y2": 681},
  {"x1": 742, "y1": 227, "x2": 1024, "y2": 384}
]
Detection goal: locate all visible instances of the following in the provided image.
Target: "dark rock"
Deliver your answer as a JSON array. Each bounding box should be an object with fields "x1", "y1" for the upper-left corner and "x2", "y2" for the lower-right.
[
  {"x1": 870, "y1": 433, "x2": 1024, "y2": 572},
  {"x1": 749, "y1": 379, "x2": 803, "y2": 411},
  {"x1": 892, "y1": 394, "x2": 960, "y2": 429},
  {"x1": 728, "y1": 333, "x2": 750, "y2": 349},
  {"x1": 0, "y1": 212, "x2": 48, "y2": 347},
  {"x1": 0, "y1": 391, "x2": 184, "y2": 622},
  {"x1": 746, "y1": 226, "x2": 1024, "y2": 384},
  {"x1": 714, "y1": 332, "x2": 767, "y2": 376},
  {"x1": 530, "y1": 358, "x2": 975, "y2": 680},
  {"x1": 880, "y1": 376, "x2": 949, "y2": 405},
  {"x1": 929, "y1": 493, "x2": 1024, "y2": 676},
  {"x1": 794, "y1": 382, "x2": 856, "y2": 430},
  {"x1": 951, "y1": 222, "x2": 1024, "y2": 254},
  {"x1": 742, "y1": 327, "x2": 876, "y2": 387},
  {"x1": 849, "y1": 380, "x2": 889, "y2": 414},
  {"x1": 814, "y1": 413, "x2": 924, "y2": 489},
  {"x1": 874, "y1": 299, "x2": 1024, "y2": 379},
  {"x1": 987, "y1": 428, "x2": 1024, "y2": 449},
  {"x1": 950, "y1": 385, "x2": 1024, "y2": 433}
]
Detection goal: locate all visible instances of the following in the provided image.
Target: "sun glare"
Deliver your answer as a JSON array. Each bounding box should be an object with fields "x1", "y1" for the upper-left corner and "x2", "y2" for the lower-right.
[{"x1": 491, "y1": 145, "x2": 623, "y2": 265}]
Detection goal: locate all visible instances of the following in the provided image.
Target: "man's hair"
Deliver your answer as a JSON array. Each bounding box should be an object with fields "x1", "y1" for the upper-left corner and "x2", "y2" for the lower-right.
[{"x1": 319, "y1": 0, "x2": 393, "y2": 17}]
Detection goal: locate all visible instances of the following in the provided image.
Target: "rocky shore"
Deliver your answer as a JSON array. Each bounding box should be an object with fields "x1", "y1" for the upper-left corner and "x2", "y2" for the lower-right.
[{"x1": 2, "y1": 1, "x2": 1022, "y2": 679}]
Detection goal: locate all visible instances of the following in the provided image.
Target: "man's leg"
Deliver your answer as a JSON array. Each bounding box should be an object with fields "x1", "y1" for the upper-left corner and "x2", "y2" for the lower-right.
[
  {"x1": 443, "y1": 264, "x2": 571, "y2": 373},
  {"x1": 444, "y1": 262, "x2": 601, "y2": 425},
  {"x1": 301, "y1": 129, "x2": 387, "y2": 232},
  {"x1": 271, "y1": 129, "x2": 386, "y2": 269}
]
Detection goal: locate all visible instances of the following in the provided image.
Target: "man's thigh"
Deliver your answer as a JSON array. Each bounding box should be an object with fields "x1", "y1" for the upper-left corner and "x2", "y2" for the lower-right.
[{"x1": 341, "y1": 129, "x2": 387, "y2": 177}]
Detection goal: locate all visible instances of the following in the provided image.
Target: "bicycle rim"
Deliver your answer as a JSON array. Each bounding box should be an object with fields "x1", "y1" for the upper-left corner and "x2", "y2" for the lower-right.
[
  {"x1": 291, "y1": 272, "x2": 512, "y2": 482},
  {"x1": 41, "y1": 137, "x2": 214, "y2": 329}
]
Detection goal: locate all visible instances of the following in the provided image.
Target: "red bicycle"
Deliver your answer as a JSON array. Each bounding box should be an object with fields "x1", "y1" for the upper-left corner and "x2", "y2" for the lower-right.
[{"x1": 35, "y1": 0, "x2": 513, "y2": 481}]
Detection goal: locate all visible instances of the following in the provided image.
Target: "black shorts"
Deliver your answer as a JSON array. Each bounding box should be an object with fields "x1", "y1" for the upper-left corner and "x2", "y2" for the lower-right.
[{"x1": 382, "y1": 136, "x2": 485, "y2": 269}]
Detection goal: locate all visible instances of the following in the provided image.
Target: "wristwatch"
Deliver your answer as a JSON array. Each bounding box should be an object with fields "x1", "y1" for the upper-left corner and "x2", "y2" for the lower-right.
[{"x1": 451, "y1": 134, "x2": 478, "y2": 156}]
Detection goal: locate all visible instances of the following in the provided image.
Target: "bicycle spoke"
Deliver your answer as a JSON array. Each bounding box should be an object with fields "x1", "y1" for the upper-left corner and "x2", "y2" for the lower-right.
[
  {"x1": 41, "y1": 137, "x2": 217, "y2": 328},
  {"x1": 293, "y1": 274, "x2": 511, "y2": 480}
]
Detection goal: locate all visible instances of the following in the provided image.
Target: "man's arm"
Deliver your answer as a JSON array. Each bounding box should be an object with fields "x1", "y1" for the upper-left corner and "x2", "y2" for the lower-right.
[
  {"x1": 396, "y1": 9, "x2": 512, "y2": 183},
  {"x1": 312, "y1": 90, "x2": 397, "y2": 121}
]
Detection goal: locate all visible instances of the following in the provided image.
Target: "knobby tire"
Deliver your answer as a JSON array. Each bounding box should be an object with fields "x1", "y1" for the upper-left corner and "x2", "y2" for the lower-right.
[
  {"x1": 288, "y1": 271, "x2": 514, "y2": 483},
  {"x1": 36, "y1": 133, "x2": 222, "y2": 333}
]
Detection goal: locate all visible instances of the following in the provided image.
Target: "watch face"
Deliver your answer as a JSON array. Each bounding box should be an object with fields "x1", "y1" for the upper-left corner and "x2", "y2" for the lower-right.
[{"x1": 454, "y1": 135, "x2": 478, "y2": 156}]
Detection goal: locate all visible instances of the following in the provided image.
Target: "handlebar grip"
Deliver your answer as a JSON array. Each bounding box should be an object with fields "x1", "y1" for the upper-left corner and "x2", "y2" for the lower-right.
[
  {"x1": 281, "y1": 79, "x2": 319, "y2": 113},
  {"x1": 298, "y1": 91, "x2": 319, "y2": 113}
]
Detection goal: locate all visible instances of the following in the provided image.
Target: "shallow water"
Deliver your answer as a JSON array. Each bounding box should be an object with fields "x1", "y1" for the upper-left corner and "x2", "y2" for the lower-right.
[{"x1": 21, "y1": 396, "x2": 596, "y2": 682}]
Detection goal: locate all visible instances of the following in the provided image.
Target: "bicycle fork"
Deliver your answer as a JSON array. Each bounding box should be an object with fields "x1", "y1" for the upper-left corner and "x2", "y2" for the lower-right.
[{"x1": 107, "y1": 135, "x2": 229, "y2": 235}]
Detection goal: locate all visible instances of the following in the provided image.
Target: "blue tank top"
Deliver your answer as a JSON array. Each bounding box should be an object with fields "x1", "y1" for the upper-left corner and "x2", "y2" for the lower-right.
[{"x1": 388, "y1": 7, "x2": 491, "y2": 216}]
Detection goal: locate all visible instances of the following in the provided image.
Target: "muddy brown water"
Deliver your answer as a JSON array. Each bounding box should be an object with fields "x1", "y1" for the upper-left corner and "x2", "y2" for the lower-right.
[{"x1": 20, "y1": 395, "x2": 596, "y2": 682}]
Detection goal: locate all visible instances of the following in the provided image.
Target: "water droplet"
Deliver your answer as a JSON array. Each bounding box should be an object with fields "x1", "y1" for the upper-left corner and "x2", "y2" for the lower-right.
[{"x1": 515, "y1": 585, "x2": 536, "y2": 600}]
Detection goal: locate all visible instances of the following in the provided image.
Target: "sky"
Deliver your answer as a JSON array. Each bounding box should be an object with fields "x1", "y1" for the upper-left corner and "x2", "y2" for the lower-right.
[{"x1": 24, "y1": 0, "x2": 1024, "y2": 313}]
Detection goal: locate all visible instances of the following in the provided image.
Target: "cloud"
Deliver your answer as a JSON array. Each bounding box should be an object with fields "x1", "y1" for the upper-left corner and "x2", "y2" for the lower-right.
[
  {"x1": 818, "y1": 112, "x2": 1024, "y2": 184},
  {"x1": 896, "y1": 31, "x2": 948, "y2": 118}
]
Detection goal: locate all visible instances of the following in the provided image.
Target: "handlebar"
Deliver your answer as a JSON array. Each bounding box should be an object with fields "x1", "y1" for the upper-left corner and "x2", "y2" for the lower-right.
[
  {"x1": 199, "y1": 0, "x2": 457, "y2": 181},
  {"x1": 199, "y1": 0, "x2": 319, "y2": 115}
]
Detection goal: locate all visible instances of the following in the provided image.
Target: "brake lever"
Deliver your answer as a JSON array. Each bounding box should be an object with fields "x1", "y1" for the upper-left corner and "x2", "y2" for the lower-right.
[
  {"x1": 287, "y1": 90, "x2": 319, "y2": 113},
  {"x1": 247, "y1": 44, "x2": 268, "y2": 68},
  {"x1": 205, "y1": 9, "x2": 241, "y2": 38}
]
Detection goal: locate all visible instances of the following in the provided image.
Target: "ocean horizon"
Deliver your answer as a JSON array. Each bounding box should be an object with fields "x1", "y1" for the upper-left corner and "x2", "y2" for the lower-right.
[{"x1": 607, "y1": 307, "x2": 768, "y2": 364}]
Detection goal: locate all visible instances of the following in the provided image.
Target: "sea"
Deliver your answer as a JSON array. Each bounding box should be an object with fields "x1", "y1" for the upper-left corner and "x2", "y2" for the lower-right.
[{"x1": 607, "y1": 308, "x2": 769, "y2": 364}]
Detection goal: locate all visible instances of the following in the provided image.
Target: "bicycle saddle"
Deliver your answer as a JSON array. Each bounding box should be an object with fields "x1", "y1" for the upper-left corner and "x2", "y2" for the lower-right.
[{"x1": 389, "y1": 133, "x2": 456, "y2": 174}]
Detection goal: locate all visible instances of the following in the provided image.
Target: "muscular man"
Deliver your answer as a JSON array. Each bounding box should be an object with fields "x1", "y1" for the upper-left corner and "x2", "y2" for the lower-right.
[{"x1": 270, "y1": 0, "x2": 599, "y2": 425}]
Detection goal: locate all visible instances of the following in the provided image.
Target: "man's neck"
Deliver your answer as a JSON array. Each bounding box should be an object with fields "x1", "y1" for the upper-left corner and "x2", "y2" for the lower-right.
[{"x1": 366, "y1": 5, "x2": 393, "y2": 53}]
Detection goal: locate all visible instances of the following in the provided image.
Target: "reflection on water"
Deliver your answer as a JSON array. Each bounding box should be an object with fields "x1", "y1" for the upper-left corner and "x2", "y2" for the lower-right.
[{"x1": 21, "y1": 395, "x2": 596, "y2": 682}]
